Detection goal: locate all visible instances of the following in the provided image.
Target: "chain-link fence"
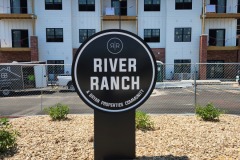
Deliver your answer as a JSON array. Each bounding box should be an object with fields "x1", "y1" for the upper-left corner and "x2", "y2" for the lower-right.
[{"x1": 0, "y1": 63, "x2": 239, "y2": 116}]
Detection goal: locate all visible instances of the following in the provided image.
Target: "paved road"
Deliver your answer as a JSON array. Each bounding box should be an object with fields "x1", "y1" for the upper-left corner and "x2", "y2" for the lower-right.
[{"x1": 0, "y1": 84, "x2": 240, "y2": 116}]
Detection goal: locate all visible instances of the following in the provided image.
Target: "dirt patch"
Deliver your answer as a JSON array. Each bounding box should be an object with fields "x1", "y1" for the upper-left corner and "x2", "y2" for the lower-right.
[{"x1": 1, "y1": 114, "x2": 240, "y2": 159}]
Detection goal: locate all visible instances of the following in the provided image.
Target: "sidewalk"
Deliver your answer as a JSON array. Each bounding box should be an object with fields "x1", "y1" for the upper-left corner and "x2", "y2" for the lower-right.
[
  {"x1": 155, "y1": 80, "x2": 238, "y2": 89},
  {"x1": 155, "y1": 81, "x2": 193, "y2": 89}
]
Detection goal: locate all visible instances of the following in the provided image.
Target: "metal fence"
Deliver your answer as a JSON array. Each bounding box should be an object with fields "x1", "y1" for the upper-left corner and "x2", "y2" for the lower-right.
[{"x1": 0, "y1": 63, "x2": 239, "y2": 116}]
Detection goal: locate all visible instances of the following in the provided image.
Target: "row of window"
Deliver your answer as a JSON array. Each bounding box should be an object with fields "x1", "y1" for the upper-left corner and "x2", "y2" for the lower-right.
[
  {"x1": 46, "y1": 28, "x2": 96, "y2": 43},
  {"x1": 143, "y1": 28, "x2": 192, "y2": 43},
  {"x1": 11, "y1": 28, "x2": 226, "y2": 47},
  {"x1": 45, "y1": 28, "x2": 192, "y2": 43},
  {"x1": 45, "y1": 59, "x2": 225, "y2": 81},
  {"x1": 45, "y1": 59, "x2": 191, "y2": 79},
  {"x1": 44, "y1": 0, "x2": 192, "y2": 11},
  {"x1": 10, "y1": 0, "x2": 231, "y2": 14},
  {"x1": 174, "y1": 59, "x2": 225, "y2": 79}
]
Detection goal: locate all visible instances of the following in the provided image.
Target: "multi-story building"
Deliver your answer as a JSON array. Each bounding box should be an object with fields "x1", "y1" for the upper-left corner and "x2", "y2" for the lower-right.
[{"x1": 0, "y1": 0, "x2": 240, "y2": 80}]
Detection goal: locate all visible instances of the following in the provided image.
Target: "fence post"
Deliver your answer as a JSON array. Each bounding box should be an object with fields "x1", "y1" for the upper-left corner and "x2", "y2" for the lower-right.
[
  {"x1": 194, "y1": 64, "x2": 197, "y2": 113},
  {"x1": 40, "y1": 65, "x2": 43, "y2": 111}
]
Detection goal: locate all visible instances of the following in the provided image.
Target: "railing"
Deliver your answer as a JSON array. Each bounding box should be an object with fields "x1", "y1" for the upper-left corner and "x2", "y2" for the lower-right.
[
  {"x1": 0, "y1": 6, "x2": 33, "y2": 14},
  {"x1": 205, "y1": 4, "x2": 237, "y2": 14}
]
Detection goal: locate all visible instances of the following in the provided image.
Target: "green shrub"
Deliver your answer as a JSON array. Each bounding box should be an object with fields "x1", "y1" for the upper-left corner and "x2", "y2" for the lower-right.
[
  {"x1": 44, "y1": 103, "x2": 69, "y2": 121},
  {"x1": 135, "y1": 111, "x2": 154, "y2": 131},
  {"x1": 196, "y1": 103, "x2": 224, "y2": 121},
  {"x1": 0, "y1": 118, "x2": 19, "y2": 153}
]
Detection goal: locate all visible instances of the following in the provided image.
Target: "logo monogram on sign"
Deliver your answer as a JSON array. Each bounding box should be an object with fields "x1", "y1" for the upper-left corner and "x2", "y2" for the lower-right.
[{"x1": 107, "y1": 38, "x2": 123, "y2": 54}]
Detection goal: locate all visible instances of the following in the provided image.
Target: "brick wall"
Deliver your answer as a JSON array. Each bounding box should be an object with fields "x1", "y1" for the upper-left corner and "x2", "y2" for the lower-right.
[
  {"x1": 0, "y1": 36, "x2": 38, "y2": 63},
  {"x1": 208, "y1": 51, "x2": 239, "y2": 79},
  {"x1": 73, "y1": 48, "x2": 78, "y2": 58},
  {"x1": 30, "y1": 36, "x2": 39, "y2": 61},
  {"x1": 238, "y1": 51, "x2": 240, "y2": 62},
  {"x1": 151, "y1": 48, "x2": 165, "y2": 63},
  {"x1": 0, "y1": 51, "x2": 31, "y2": 63},
  {"x1": 199, "y1": 35, "x2": 207, "y2": 79},
  {"x1": 207, "y1": 51, "x2": 238, "y2": 62}
]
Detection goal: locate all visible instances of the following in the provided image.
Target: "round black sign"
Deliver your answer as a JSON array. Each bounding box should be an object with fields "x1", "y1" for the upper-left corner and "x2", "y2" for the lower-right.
[{"x1": 72, "y1": 29, "x2": 156, "y2": 112}]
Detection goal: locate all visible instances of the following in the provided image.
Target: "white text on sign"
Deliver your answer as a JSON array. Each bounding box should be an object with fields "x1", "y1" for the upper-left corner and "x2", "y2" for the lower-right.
[{"x1": 90, "y1": 58, "x2": 140, "y2": 90}]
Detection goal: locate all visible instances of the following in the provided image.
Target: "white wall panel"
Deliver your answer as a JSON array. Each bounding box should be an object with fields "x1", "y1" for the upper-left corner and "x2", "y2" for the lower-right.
[
  {"x1": 138, "y1": 0, "x2": 166, "y2": 48},
  {"x1": 71, "y1": 0, "x2": 100, "y2": 48},
  {"x1": 0, "y1": 0, "x2": 238, "y2": 73},
  {"x1": 0, "y1": 21, "x2": 3, "y2": 46},
  {"x1": 205, "y1": 19, "x2": 237, "y2": 46},
  {"x1": 165, "y1": 0, "x2": 202, "y2": 66},
  {"x1": 127, "y1": 0, "x2": 137, "y2": 16},
  {"x1": 35, "y1": 0, "x2": 73, "y2": 65},
  {"x1": 0, "y1": 20, "x2": 32, "y2": 47},
  {"x1": 102, "y1": 21, "x2": 136, "y2": 34},
  {"x1": 0, "y1": 0, "x2": 9, "y2": 13}
]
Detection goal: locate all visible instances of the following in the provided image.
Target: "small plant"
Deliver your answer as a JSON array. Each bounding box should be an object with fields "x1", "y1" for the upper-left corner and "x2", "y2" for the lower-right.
[
  {"x1": 135, "y1": 110, "x2": 154, "y2": 131},
  {"x1": 196, "y1": 103, "x2": 224, "y2": 121},
  {"x1": 27, "y1": 75, "x2": 35, "y2": 81},
  {"x1": 0, "y1": 118, "x2": 19, "y2": 153},
  {"x1": 44, "y1": 103, "x2": 69, "y2": 121}
]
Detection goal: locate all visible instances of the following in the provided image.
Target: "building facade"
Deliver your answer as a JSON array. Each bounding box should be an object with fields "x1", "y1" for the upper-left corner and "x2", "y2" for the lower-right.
[{"x1": 0, "y1": 0, "x2": 240, "y2": 79}]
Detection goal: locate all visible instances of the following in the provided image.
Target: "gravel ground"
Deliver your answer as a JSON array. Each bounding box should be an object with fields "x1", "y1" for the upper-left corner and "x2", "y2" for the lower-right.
[{"x1": 1, "y1": 114, "x2": 240, "y2": 160}]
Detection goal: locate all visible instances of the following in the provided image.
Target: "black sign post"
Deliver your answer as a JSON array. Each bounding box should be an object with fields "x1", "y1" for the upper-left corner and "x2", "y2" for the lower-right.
[
  {"x1": 94, "y1": 110, "x2": 135, "y2": 159},
  {"x1": 72, "y1": 29, "x2": 156, "y2": 160}
]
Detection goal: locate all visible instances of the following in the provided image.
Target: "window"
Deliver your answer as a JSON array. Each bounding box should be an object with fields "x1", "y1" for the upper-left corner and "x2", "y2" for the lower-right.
[
  {"x1": 79, "y1": 29, "x2": 96, "y2": 43},
  {"x1": 175, "y1": 28, "x2": 191, "y2": 42},
  {"x1": 46, "y1": 28, "x2": 63, "y2": 42},
  {"x1": 174, "y1": 59, "x2": 191, "y2": 73},
  {"x1": 144, "y1": 0, "x2": 160, "y2": 11},
  {"x1": 112, "y1": 0, "x2": 127, "y2": 15},
  {"x1": 237, "y1": 20, "x2": 240, "y2": 45},
  {"x1": 175, "y1": 0, "x2": 192, "y2": 10},
  {"x1": 238, "y1": 0, "x2": 240, "y2": 13},
  {"x1": 210, "y1": 0, "x2": 226, "y2": 13},
  {"x1": 10, "y1": 0, "x2": 27, "y2": 13},
  {"x1": 237, "y1": 1, "x2": 240, "y2": 45},
  {"x1": 12, "y1": 30, "x2": 29, "y2": 47},
  {"x1": 1, "y1": 73, "x2": 8, "y2": 79},
  {"x1": 45, "y1": 0, "x2": 62, "y2": 10},
  {"x1": 79, "y1": 0, "x2": 95, "y2": 11},
  {"x1": 144, "y1": 29, "x2": 160, "y2": 42},
  {"x1": 47, "y1": 60, "x2": 64, "y2": 81},
  {"x1": 209, "y1": 29, "x2": 225, "y2": 46},
  {"x1": 207, "y1": 60, "x2": 224, "y2": 79},
  {"x1": 237, "y1": 19, "x2": 240, "y2": 34}
]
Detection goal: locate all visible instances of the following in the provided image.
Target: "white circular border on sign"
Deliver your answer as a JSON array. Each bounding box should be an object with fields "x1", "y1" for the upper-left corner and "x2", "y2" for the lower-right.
[{"x1": 74, "y1": 31, "x2": 156, "y2": 112}]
